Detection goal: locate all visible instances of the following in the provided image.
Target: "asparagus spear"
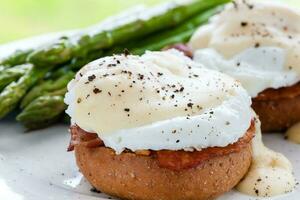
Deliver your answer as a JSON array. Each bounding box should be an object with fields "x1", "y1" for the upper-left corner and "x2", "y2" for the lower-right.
[
  {"x1": 133, "y1": 29, "x2": 194, "y2": 55},
  {"x1": 0, "y1": 49, "x2": 33, "y2": 68},
  {"x1": 131, "y1": 6, "x2": 222, "y2": 54},
  {"x1": 28, "y1": 0, "x2": 228, "y2": 67},
  {"x1": 105, "y1": 5, "x2": 224, "y2": 56},
  {"x1": 27, "y1": 37, "x2": 73, "y2": 66},
  {"x1": 0, "y1": 64, "x2": 32, "y2": 91},
  {"x1": 17, "y1": 95, "x2": 66, "y2": 130},
  {"x1": 0, "y1": 65, "x2": 49, "y2": 119},
  {"x1": 0, "y1": 0, "x2": 231, "y2": 130},
  {"x1": 46, "y1": 66, "x2": 72, "y2": 80},
  {"x1": 20, "y1": 71, "x2": 74, "y2": 109},
  {"x1": 68, "y1": 50, "x2": 104, "y2": 70}
]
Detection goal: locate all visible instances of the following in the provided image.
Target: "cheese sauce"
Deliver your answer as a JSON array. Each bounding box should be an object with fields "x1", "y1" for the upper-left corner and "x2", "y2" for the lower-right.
[
  {"x1": 237, "y1": 117, "x2": 296, "y2": 197},
  {"x1": 285, "y1": 122, "x2": 300, "y2": 144}
]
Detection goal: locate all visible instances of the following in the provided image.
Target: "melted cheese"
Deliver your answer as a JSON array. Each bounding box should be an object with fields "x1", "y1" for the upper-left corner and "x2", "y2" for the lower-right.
[
  {"x1": 285, "y1": 122, "x2": 300, "y2": 144},
  {"x1": 237, "y1": 116, "x2": 296, "y2": 197}
]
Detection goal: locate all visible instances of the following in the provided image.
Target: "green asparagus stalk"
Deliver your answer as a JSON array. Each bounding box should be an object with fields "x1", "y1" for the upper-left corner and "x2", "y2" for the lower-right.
[
  {"x1": 20, "y1": 71, "x2": 74, "y2": 109},
  {"x1": 0, "y1": 0, "x2": 231, "y2": 130},
  {"x1": 17, "y1": 95, "x2": 66, "y2": 130},
  {"x1": 75, "y1": 0, "x2": 222, "y2": 52},
  {"x1": 131, "y1": 6, "x2": 222, "y2": 54},
  {"x1": 105, "y1": 5, "x2": 224, "y2": 56},
  {"x1": 46, "y1": 66, "x2": 72, "y2": 80},
  {"x1": 27, "y1": 37, "x2": 73, "y2": 66},
  {"x1": 0, "y1": 65, "x2": 49, "y2": 119},
  {"x1": 28, "y1": 0, "x2": 229, "y2": 67},
  {"x1": 0, "y1": 64, "x2": 32, "y2": 91},
  {"x1": 0, "y1": 49, "x2": 33, "y2": 68},
  {"x1": 68, "y1": 50, "x2": 104, "y2": 70},
  {"x1": 133, "y1": 29, "x2": 194, "y2": 55}
]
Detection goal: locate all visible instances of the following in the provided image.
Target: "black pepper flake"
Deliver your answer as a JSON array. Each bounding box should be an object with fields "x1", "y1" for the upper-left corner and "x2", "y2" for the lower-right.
[
  {"x1": 187, "y1": 103, "x2": 194, "y2": 108},
  {"x1": 241, "y1": 21, "x2": 248, "y2": 27},
  {"x1": 107, "y1": 63, "x2": 117, "y2": 67},
  {"x1": 88, "y1": 74, "x2": 96, "y2": 82},
  {"x1": 170, "y1": 94, "x2": 175, "y2": 99},
  {"x1": 90, "y1": 187, "x2": 101, "y2": 193},
  {"x1": 209, "y1": 111, "x2": 214, "y2": 114},
  {"x1": 255, "y1": 189, "x2": 259, "y2": 196},
  {"x1": 176, "y1": 140, "x2": 180, "y2": 143},
  {"x1": 180, "y1": 87, "x2": 184, "y2": 92},
  {"x1": 172, "y1": 130, "x2": 177, "y2": 133},
  {"x1": 116, "y1": 60, "x2": 120, "y2": 64},
  {"x1": 123, "y1": 48, "x2": 130, "y2": 57},
  {"x1": 157, "y1": 72, "x2": 163, "y2": 76},
  {"x1": 108, "y1": 92, "x2": 112, "y2": 96},
  {"x1": 236, "y1": 62, "x2": 241, "y2": 66},
  {"x1": 124, "y1": 108, "x2": 130, "y2": 112},
  {"x1": 254, "y1": 43, "x2": 260, "y2": 48},
  {"x1": 77, "y1": 98, "x2": 82, "y2": 103},
  {"x1": 138, "y1": 74, "x2": 144, "y2": 80},
  {"x1": 93, "y1": 88, "x2": 102, "y2": 94},
  {"x1": 197, "y1": 105, "x2": 202, "y2": 110}
]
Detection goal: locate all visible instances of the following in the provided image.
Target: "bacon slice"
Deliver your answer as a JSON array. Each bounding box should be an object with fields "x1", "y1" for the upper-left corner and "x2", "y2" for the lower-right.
[
  {"x1": 68, "y1": 121, "x2": 254, "y2": 171},
  {"x1": 67, "y1": 125, "x2": 103, "y2": 151},
  {"x1": 163, "y1": 43, "x2": 193, "y2": 58},
  {"x1": 156, "y1": 121, "x2": 255, "y2": 171}
]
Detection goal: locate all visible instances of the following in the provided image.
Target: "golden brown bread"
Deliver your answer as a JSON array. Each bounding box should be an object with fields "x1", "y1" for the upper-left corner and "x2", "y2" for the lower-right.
[
  {"x1": 75, "y1": 143, "x2": 252, "y2": 200},
  {"x1": 252, "y1": 82, "x2": 300, "y2": 132}
]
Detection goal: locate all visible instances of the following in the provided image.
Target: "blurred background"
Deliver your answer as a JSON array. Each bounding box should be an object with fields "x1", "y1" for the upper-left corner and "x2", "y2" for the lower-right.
[{"x1": 0, "y1": 0, "x2": 299, "y2": 44}]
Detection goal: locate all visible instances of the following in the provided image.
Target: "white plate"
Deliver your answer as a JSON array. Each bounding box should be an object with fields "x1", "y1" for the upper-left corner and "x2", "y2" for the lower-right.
[
  {"x1": 0, "y1": 23, "x2": 299, "y2": 200},
  {"x1": 0, "y1": 119, "x2": 299, "y2": 200}
]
